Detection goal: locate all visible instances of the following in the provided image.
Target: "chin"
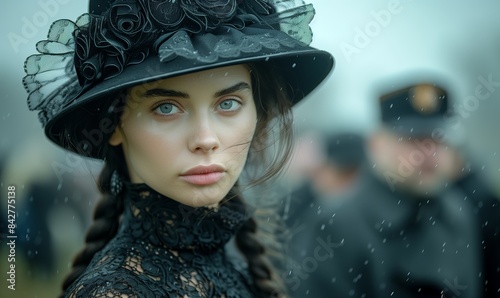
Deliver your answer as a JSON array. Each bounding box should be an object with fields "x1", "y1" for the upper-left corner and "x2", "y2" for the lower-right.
[
  {"x1": 184, "y1": 196, "x2": 224, "y2": 208},
  {"x1": 182, "y1": 187, "x2": 232, "y2": 208}
]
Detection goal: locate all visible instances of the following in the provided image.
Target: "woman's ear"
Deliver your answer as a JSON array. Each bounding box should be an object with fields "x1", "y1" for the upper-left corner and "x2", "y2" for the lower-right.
[{"x1": 108, "y1": 127, "x2": 123, "y2": 146}]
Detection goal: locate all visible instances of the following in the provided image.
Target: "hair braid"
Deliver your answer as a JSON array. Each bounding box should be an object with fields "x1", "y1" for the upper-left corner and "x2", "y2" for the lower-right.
[
  {"x1": 234, "y1": 196, "x2": 286, "y2": 298},
  {"x1": 59, "y1": 161, "x2": 124, "y2": 295}
]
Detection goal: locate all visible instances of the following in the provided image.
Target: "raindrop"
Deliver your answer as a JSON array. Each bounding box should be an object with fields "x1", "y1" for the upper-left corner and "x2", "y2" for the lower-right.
[
  {"x1": 320, "y1": 224, "x2": 325, "y2": 230},
  {"x1": 390, "y1": 104, "x2": 394, "y2": 109},
  {"x1": 291, "y1": 63, "x2": 297, "y2": 68}
]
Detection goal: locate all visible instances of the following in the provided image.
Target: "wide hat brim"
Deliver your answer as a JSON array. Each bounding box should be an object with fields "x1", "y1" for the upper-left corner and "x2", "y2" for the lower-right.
[{"x1": 47, "y1": 42, "x2": 334, "y2": 158}]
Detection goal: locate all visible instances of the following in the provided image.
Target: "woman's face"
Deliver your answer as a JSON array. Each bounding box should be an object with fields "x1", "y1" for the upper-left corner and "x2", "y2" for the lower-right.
[{"x1": 109, "y1": 65, "x2": 257, "y2": 207}]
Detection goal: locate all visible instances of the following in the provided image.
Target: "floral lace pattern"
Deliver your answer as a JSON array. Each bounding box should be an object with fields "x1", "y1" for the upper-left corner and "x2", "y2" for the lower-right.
[
  {"x1": 23, "y1": 0, "x2": 315, "y2": 127},
  {"x1": 64, "y1": 183, "x2": 254, "y2": 297}
]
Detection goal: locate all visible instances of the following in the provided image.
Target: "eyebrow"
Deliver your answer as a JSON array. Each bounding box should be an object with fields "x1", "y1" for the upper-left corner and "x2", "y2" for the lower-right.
[
  {"x1": 142, "y1": 88, "x2": 188, "y2": 98},
  {"x1": 214, "y1": 82, "x2": 251, "y2": 97},
  {"x1": 140, "y1": 82, "x2": 251, "y2": 99}
]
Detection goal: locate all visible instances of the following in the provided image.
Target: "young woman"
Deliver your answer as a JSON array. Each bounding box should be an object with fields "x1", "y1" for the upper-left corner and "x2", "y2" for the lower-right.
[{"x1": 23, "y1": 0, "x2": 334, "y2": 297}]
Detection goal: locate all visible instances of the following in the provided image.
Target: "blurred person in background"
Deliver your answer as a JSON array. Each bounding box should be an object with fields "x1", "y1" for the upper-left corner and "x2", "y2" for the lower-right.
[
  {"x1": 282, "y1": 132, "x2": 365, "y2": 229},
  {"x1": 0, "y1": 138, "x2": 95, "y2": 297},
  {"x1": 282, "y1": 132, "x2": 364, "y2": 262},
  {"x1": 448, "y1": 149, "x2": 500, "y2": 297},
  {"x1": 287, "y1": 78, "x2": 499, "y2": 298}
]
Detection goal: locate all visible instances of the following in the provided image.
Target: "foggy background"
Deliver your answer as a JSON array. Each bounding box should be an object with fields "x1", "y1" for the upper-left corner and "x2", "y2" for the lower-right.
[{"x1": 1, "y1": 0, "x2": 499, "y2": 296}]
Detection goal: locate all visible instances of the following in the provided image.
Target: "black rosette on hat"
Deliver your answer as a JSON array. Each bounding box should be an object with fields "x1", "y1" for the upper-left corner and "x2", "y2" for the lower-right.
[{"x1": 23, "y1": 0, "x2": 334, "y2": 158}]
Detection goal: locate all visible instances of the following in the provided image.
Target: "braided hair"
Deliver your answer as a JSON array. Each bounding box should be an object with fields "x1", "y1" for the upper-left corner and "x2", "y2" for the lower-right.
[{"x1": 59, "y1": 62, "x2": 294, "y2": 297}]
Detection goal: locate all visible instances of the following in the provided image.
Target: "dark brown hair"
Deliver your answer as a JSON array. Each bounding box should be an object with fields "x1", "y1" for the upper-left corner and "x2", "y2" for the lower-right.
[{"x1": 60, "y1": 62, "x2": 294, "y2": 297}]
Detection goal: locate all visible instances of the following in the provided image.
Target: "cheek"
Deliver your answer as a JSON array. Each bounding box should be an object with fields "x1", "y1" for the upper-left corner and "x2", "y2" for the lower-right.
[{"x1": 121, "y1": 118, "x2": 181, "y2": 173}]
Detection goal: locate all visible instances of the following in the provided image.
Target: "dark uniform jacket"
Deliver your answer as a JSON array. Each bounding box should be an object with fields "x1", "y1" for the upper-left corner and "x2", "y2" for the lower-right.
[{"x1": 287, "y1": 167, "x2": 498, "y2": 298}]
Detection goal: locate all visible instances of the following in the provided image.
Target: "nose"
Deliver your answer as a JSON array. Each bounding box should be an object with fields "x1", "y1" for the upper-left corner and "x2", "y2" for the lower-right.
[{"x1": 188, "y1": 115, "x2": 220, "y2": 153}]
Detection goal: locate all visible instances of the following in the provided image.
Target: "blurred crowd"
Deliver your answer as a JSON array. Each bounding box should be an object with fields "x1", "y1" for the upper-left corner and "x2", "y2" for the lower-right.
[{"x1": 283, "y1": 75, "x2": 500, "y2": 298}]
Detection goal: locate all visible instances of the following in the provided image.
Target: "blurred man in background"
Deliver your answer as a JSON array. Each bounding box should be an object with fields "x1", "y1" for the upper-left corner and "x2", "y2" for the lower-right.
[
  {"x1": 282, "y1": 131, "x2": 365, "y2": 277},
  {"x1": 287, "y1": 79, "x2": 499, "y2": 298},
  {"x1": 283, "y1": 132, "x2": 365, "y2": 227}
]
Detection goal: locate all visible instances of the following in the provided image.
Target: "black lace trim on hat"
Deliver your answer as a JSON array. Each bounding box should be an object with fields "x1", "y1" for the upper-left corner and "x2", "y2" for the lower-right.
[{"x1": 23, "y1": 0, "x2": 315, "y2": 127}]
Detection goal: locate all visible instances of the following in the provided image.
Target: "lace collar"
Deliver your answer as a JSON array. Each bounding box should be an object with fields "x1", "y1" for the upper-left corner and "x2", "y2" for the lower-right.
[{"x1": 120, "y1": 182, "x2": 249, "y2": 252}]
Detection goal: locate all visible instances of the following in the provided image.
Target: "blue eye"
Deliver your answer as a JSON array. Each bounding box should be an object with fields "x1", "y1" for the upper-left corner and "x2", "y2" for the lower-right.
[
  {"x1": 154, "y1": 103, "x2": 179, "y2": 115},
  {"x1": 218, "y1": 99, "x2": 241, "y2": 111}
]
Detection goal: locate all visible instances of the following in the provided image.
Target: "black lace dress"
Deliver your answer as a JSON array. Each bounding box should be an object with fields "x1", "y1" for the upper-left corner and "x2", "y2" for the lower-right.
[{"x1": 65, "y1": 182, "x2": 255, "y2": 298}]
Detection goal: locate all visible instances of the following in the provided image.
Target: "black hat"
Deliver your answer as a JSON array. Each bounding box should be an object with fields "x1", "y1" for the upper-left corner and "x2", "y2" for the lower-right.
[
  {"x1": 379, "y1": 82, "x2": 449, "y2": 137},
  {"x1": 23, "y1": 0, "x2": 334, "y2": 158}
]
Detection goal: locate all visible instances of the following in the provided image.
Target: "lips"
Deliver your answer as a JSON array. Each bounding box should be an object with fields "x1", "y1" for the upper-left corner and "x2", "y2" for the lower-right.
[{"x1": 180, "y1": 165, "x2": 225, "y2": 185}]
